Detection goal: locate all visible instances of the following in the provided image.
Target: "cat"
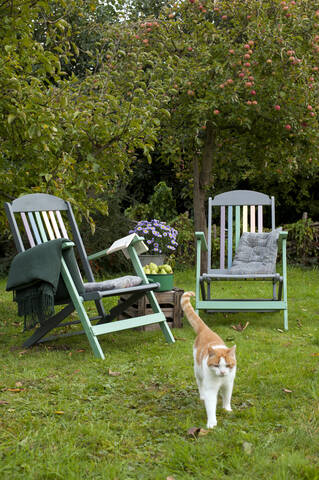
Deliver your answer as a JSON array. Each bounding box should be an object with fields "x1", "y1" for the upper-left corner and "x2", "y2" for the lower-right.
[{"x1": 181, "y1": 291, "x2": 237, "y2": 428}]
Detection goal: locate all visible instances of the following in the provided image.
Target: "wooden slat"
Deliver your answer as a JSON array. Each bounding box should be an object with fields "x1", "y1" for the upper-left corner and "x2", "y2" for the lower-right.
[
  {"x1": 250, "y1": 205, "x2": 256, "y2": 233},
  {"x1": 42, "y1": 211, "x2": 55, "y2": 240},
  {"x1": 235, "y1": 206, "x2": 241, "y2": 250},
  {"x1": 220, "y1": 206, "x2": 226, "y2": 269},
  {"x1": 243, "y1": 205, "x2": 248, "y2": 232},
  {"x1": 27, "y1": 212, "x2": 42, "y2": 244},
  {"x1": 56, "y1": 211, "x2": 68, "y2": 238},
  {"x1": 227, "y1": 206, "x2": 233, "y2": 268},
  {"x1": 20, "y1": 212, "x2": 35, "y2": 248},
  {"x1": 258, "y1": 205, "x2": 263, "y2": 232},
  {"x1": 49, "y1": 211, "x2": 62, "y2": 238},
  {"x1": 34, "y1": 211, "x2": 48, "y2": 242}
]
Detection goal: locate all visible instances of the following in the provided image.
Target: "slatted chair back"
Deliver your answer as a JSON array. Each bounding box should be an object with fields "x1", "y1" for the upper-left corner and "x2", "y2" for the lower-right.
[
  {"x1": 5, "y1": 193, "x2": 95, "y2": 283},
  {"x1": 208, "y1": 190, "x2": 275, "y2": 272}
]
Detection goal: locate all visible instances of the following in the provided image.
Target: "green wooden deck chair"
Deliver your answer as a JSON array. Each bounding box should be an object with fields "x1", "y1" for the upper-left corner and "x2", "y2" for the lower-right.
[
  {"x1": 195, "y1": 190, "x2": 288, "y2": 329},
  {"x1": 5, "y1": 193, "x2": 175, "y2": 359}
]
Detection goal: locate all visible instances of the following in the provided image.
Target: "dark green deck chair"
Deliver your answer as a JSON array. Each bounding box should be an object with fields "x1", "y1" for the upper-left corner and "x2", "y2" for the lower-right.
[
  {"x1": 5, "y1": 193, "x2": 175, "y2": 359},
  {"x1": 195, "y1": 190, "x2": 288, "y2": 329}
]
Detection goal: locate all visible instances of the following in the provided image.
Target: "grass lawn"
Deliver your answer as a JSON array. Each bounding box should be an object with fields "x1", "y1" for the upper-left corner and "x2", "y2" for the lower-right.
[{"x1": 0, "y1": 267, "x2": 319, "y2": 479}]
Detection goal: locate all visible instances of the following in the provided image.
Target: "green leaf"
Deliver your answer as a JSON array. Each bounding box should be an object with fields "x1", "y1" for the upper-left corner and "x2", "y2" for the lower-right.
[{"x1": 7, "y1": 114, "x2": 16, "y2": 124}]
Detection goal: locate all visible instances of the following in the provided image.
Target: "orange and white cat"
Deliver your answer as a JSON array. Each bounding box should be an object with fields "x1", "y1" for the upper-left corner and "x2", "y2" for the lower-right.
[{"x1": 181, "y1": 291, "x2": 236, "y2": 428}]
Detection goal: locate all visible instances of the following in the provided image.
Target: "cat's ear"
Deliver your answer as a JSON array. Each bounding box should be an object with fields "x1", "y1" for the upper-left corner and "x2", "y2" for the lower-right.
[{"x1": 228, "y1": 345, "x2": 236, "y2": 357}]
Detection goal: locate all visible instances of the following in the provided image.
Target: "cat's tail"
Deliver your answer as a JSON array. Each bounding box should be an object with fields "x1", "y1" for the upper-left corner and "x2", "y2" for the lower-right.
[{"x1": 181, "y1": 291, "x2": 206, "y2": 334}]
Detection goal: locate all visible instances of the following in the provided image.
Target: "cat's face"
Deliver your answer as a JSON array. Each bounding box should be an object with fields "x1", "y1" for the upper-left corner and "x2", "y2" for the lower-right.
[{"x1": 207, "y1": 346, "x2": 236, "y2": 377}]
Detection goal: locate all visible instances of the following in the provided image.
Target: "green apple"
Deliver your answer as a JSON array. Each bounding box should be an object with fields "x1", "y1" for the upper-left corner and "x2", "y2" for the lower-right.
[{"x1": 163, "y1": 264, "x2": 173, "y2": 274}]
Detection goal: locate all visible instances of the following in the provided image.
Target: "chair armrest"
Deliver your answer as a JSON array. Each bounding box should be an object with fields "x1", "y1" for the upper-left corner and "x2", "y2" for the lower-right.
[
  {"x1": 87, "y1": 248, "x2": 108, "y2": 261},
  {"x1": 87, "y1": 234, "x2": 147, "y2": 261},
  {"x1": 195, "y1": 232, "x2": 208, "y2": 252},
  {"x1": 62, "y1": 241, "x2": 75, "y2": 250},
  {"x1": 278, "y1": 231, "x2": 288, "y2": 242}
]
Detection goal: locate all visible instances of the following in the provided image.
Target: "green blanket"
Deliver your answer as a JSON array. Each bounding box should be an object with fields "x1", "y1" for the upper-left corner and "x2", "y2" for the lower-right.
[{"x1": 6, "y1": 239, "x2": 72, "y2": 331}]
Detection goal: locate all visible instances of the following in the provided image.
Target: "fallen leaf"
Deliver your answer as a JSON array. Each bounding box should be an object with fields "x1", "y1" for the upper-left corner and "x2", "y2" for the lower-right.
[
  {"x1": 231, "y1": 321, "x2": 249, "y2": 332},
  {"x1": 311, "y1": 353, "x2": 319, "y2": 357},
  {"x1": 242, "y1": 441, "x2": 253, "y2": 454},
  {"x1": 18, "y1": 350, "x2": 28, "y2": 355},
  {"x1": 174, "y1": 337, "x2": 187, "y2": 341},
  {"x1": 76, "y1": 349, "x2": 85, "y2": 353},
  {"x1": 277, "y1": 328, "x2": 284, "y2": 333},
  {"x1": 108, "y1": 369, "x2": 121, "y2": 377},
  {"x1": 282, "y1": 388, "x2": 293, "y2": 393},
  {"x1": 187, "y1": 427, "x2": 209, "y2": 439},
  {"x1": 187, "y1": 427, "x2": 201, "y2": 438},
  {"x1": 7, "y1": 388, "x2": 24, "y2": 393},
  {"x1": 55, "y1": 411, "x2": 64, "y2": 415},
  {"x1": 167, "y1": 477, "x2": 176, "y2": 480},
  {"x1": 15, "y1": 381, "x2": 23, "y2": 387},
  {"x1": 0, "y1": 400, "x2": 9, "y2": 405}
]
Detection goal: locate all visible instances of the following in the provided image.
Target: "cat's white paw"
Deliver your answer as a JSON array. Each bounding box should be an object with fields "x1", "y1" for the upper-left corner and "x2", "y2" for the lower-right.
[
  {"x1": 207, "y1": 420, "x2": 217, "y2": 429},
  {"x1": 223, "y1": 406, "x2": 232, "y2": 412}
]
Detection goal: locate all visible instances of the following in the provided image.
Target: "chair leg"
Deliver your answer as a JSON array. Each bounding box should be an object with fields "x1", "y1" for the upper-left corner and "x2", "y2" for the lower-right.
[
  {"x1": 94, "y1": 298, "x2": 106, "y2": 321},
  {"x1": 23, "y1": 303, "x2": 75, "y2": 348},
  {"x1": 61, "y1": 258, "x2": 105, "y2": 359},
  {"x1": 272, "y1": 280, "x2": 277, "y2": 300},
  {"x1": 284, "y1": 309, "x2": 288, "y2": 331}
]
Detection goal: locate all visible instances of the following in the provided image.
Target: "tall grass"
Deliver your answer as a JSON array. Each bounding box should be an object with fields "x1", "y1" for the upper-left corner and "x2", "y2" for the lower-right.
[{"x1": 0, "y1": 267, "x2": 318, "y2": 479}]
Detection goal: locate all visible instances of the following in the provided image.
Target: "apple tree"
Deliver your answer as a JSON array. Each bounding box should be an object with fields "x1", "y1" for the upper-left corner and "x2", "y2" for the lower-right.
[
  {"x1": 118, "y1": 0, "x2": 319, "y2": 251},
  {"x1": 0, "y1": 0, "x2": 166, "y2": 231}
]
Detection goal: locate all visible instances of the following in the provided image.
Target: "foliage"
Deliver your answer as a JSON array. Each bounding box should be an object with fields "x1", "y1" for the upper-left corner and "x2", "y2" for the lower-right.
[
  {"x1": 107, "y1": 0, "x2": 319, "y2": 234},
  {"x1": 1, "y1": 268, "x2": 319, "y2": 478},
  {"x1": 129, "y1": 219, "x2": 178, "y2": 255},
  {"x1": 170, "y1": 212, "x2": 196, "y2": 269},
  {"x1": 284, "y1": 217, "x2": 319, "y2": 264},
  {"x1": 0, "y1": 0, "x2": 165, "y2": 231},
  {"x1": 125, "y1": 181, "x2": 177, "y2": 222}
]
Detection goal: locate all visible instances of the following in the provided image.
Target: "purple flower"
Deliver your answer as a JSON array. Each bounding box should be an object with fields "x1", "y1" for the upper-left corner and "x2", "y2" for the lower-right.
[{"x1": 130, "y1": 218, "x2": 178, "y2": 254}]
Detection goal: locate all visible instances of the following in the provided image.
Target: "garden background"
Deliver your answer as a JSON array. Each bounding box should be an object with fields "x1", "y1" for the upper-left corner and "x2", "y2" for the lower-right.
[{"x1": 1, "y1": 0, "x2": 319, "y2": 274}]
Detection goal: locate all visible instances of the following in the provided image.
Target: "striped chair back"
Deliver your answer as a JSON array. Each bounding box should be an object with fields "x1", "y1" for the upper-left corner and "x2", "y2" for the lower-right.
[
  {"x1": 5, "y1": 193, "x2": 95, "y2": 283},
  {"x1": 208, "y1": 190, "x2": 275, "y2": 271}
]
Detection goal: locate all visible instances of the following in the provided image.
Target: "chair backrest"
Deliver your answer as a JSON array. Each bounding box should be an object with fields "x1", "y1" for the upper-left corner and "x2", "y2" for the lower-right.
[
  {"x1": 5, "y1": 193, "x2": 95, "y2": 282},
  {"x1": 208, "y1": 190, "x2": 275, "y2": 271}
]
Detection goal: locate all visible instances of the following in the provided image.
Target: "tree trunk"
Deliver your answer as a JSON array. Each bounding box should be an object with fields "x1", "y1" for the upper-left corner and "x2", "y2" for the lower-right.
[{"x1": 193, "y1": 124, "x2": 216, "y2": 273}]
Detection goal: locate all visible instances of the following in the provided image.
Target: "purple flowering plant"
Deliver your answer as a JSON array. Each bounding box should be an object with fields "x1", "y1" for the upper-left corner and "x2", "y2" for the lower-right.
[{"x1": 129, "y1": 219, "x2": 178, "y2": 255}]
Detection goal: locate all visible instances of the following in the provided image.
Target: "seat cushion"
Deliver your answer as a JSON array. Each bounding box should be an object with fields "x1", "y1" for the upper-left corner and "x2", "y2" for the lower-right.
[
  {"x1": 229, "y1": 230, "x2": 279, "y2": 275},
  {"x1": 84, "y1": 275, "x2": 142, "y2": 292}
]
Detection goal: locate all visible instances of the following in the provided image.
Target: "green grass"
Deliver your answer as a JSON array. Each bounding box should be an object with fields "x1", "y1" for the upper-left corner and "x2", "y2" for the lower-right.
[{"x1": 0, "y1": 267, "x2": 319, "y2": 479}]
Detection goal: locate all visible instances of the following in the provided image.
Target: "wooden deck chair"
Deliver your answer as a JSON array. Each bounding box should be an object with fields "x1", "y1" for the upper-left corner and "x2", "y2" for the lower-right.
[
  {"x1": 195, "y1": 190, "x2": 288, "y2": 329},
  {"x1": 5, "y1": 193, "x2": 175, "y2": 359}
]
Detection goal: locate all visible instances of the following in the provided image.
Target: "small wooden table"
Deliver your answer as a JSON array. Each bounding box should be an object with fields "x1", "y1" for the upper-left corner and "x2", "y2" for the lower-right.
[{"x1": 119, "y1": 287, "x2": 184, "y2": 330}]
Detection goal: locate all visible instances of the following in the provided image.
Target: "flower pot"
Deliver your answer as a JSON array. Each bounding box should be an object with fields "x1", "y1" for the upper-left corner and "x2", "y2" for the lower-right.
[
  {"x1": 146, "y1": 273, "x2": 174, "y2": 292},
  {"x1": 139, "y1": 254, "x2": 166, "y2": 267}
]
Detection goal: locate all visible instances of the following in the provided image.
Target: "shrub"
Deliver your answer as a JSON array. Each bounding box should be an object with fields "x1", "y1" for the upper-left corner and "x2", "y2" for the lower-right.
[{"x1": 170, "y1": 212, "x2": 196, "y2": 270}]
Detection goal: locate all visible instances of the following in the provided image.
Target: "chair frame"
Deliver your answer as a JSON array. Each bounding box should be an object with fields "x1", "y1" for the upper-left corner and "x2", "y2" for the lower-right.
[
  {"x1": 195, "y1": 190, "x2": 288, "y2": 329},
  {"x1": 5, "y1": 194, "x2": 175, "y2": 359}
]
